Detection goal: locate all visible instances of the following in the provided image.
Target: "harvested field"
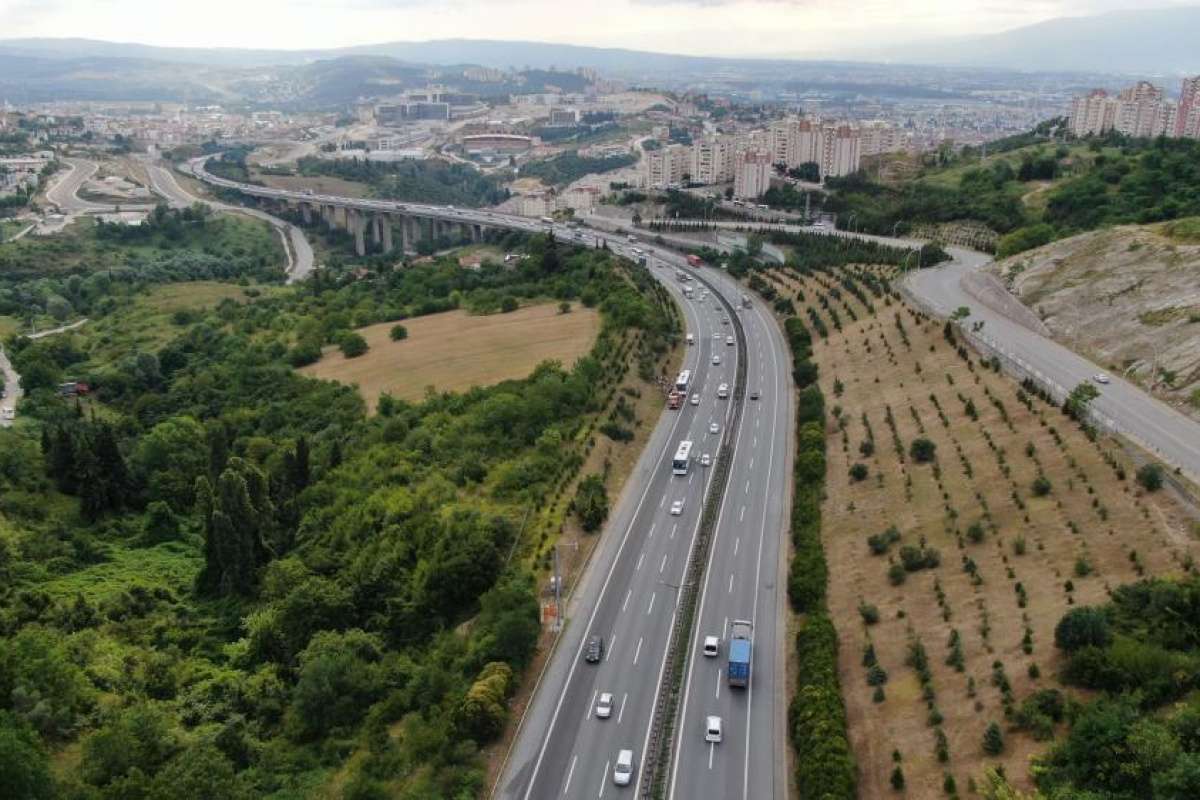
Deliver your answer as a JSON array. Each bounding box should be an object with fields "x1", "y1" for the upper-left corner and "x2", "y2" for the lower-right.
[
  {"x1": 761, "y1": 264, "x2": 1199, "y2": 797},
  {"x1": 299, "y1": 302, "x2": 601, "y2": 408}
]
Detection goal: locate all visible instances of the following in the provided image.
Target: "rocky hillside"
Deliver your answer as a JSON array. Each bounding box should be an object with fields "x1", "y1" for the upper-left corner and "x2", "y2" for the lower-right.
[{"x1": 992, "y1": 219, "x2": 1200, "y2": 419}]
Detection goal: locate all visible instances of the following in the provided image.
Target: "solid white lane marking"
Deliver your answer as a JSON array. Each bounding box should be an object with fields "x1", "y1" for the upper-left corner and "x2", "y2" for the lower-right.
[
  {"x1": 734, "y1": 537, "x2": 740, "y2": 556},
  {"x1": 728, "y1": 573, "x2": 734, "y2": 593},
  {"x1": 709, "y1": 743, "x2": 715, "y2": 770},
  {"x1": 659, "y1": 495, "x2": 665, "y2": 508},
  {"x1": 647, "y1": 592, "x2": 656, "y2": 615},
  {"x1": 689, "y1": 472, "x2": 695, "y2": 485},
  {"x1": 634, "y1": 636, "x2": 644, "y2": 665},
  {"x1": 636, "y1": 552, "x2": 645, "y2": 571},
  {"x1": 622, "y1": 588, "x2": 632, "y2": 612},
  {"x1": 564, "y1": 755, "x2": 578, "y2": 796}
]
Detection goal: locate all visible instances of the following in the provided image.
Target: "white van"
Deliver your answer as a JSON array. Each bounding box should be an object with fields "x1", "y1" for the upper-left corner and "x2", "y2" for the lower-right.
[
  {"x1": 717, "y1": 383, "x2": 729, "y2": 399},
  {"x1": 613, "y1": 749, "x2": 635, "y2": 786},
  {"x1": 686, "y1": 333, "x2": 695, "y2": 345}
]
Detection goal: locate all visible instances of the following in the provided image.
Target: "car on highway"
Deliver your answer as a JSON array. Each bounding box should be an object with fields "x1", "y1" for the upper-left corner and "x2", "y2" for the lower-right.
[
  {"x1": 712, "y1": 355, "x2": 721, "y2": 365},
  {"x1": 585, "y1": 635, "x2": 604, "y2": 664},
  {"x1": 596, "y1": 692, "x2": 613, "y2": 719},
  {"x1": 703, "y1": 635, "x2": 720, "y2": 657},
  {"x1": 726, "y1": 336, "x2": 734, "y2": 346},
  {"x1": 709, "y1": 422, "x2": 719, "y2": 434},
  {"x1": 613, "y1": 749, "x2": 635, "y2": 786},
  {"x1": 705, "y1": 716, "x2": 723, "y2": 743},
  {"x1": 686, "y1": 333, "x2": 695, "y2": 345},
  {"x1": 690, "y1": 393, "x2": 701, "y2": 406},
  {"x1": 717, "y1": 383, "x2": 729, "y2": 399},
  {"x1": 750, "y1": 390, "x2": 760, "y2": 400},
  {"x1": 670, "y1": 499, "x2": 684, "y2": 516},
  {"x1": 1093, "y1": 374, "x2": 1111, "y2": 384},
  {"x1": 721, "y1": 317, "x2": 729, "y2": 325},
  {"x1": 700, "y1": 453, "x2": 711, "y2": 467}
]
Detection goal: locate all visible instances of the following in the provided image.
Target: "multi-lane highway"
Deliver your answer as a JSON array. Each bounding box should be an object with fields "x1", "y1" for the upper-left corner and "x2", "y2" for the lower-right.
[{"x1": 184, "y1": 163, "x2": 796, "y2": 799}]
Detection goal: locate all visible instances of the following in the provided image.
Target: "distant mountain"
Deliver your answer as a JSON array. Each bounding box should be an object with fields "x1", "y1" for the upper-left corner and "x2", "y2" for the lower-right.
[{"x1": 867, "y1": 7, "x2": 1200, "y2": 76}]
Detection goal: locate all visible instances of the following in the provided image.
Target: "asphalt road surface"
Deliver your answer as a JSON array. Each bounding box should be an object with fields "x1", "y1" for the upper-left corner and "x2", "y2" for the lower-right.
[
  {"x1": 0, "y1": 345, "x2": 21, "y2": 428},
  {"x1": 45, "y1": 158, "x2": 153, "y2": 215}
]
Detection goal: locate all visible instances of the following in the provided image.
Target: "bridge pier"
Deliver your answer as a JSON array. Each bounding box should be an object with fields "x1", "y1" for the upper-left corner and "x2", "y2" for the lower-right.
[
  {"x1": 381, "y1": 217, "x2": 394, "y2": 253},
  {"x1": 370, "y1": 215, "x2": 382, "y2": 248},
  {"x1": 301, "y1": 202, "x2": 312, "y2": 224},
  {"x1": 347, "y1": 209, "x2": 366, "y2": 257}
]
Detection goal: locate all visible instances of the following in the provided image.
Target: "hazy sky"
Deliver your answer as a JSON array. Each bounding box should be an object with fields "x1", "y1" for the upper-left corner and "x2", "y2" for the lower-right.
[{"x1": 0, "y1": 0, "x2": 1190, "y2": 56}]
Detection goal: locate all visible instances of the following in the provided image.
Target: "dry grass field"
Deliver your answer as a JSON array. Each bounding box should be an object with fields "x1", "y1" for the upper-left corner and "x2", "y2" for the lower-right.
[
  {"x1": 258, "y1": 173, "x2": 372, "y2": 199},
  {"x1": 766, "y1": 264, "x2": 1200, "y2": 797},
  {"x1": 299, "y1": 302, "x2": 601, "y2": 408}
]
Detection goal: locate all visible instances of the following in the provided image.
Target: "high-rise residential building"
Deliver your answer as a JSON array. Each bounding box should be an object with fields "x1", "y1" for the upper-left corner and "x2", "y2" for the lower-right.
[
  {"x1": 859, "y1": 120, "x2": 910, "y2": 157},
  {"x1": 641, "y1": 143, "x2": 689, "y2": 189},
  {"x1": 733, "y1": 151, "x2": 773, "y2": 199},
  {"x1": 1116, "y1": 81, "x2": 1166, "y2": 138},
  {"x1": 819, "y1": 124, "x2": 861, "y2": 179},
  {"x1": 690, "y1": 135, "x2": 734, "y2": 185},
  {"x1": 1069, "y1": 90, "x2": 1118, "y2": 136},
  {"x1": 1177, "y1": 76, "x2": 1200, "y2": 138}
]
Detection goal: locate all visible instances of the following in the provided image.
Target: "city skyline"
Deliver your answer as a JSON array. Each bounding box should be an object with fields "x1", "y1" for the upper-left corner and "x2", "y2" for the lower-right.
[{"x1": 2, "y1": 0, "x2": 1196, "y2": 59}]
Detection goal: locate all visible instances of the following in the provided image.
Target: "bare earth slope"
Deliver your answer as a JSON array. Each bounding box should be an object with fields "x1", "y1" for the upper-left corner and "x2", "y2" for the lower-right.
[{"x1": 993, "y1": 221, "x2": 1200, "y2": 419}]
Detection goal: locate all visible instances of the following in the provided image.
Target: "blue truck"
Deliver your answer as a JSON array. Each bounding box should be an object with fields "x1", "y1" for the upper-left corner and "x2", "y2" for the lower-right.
[{"x1": 727, "y1": 619, "x2": 753, "y2": 688}]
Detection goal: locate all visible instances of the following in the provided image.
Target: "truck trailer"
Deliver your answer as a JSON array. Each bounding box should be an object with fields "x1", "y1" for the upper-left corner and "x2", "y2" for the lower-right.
[{"x1": 727, "y1": 619, "x2": 753, "y2": 688}]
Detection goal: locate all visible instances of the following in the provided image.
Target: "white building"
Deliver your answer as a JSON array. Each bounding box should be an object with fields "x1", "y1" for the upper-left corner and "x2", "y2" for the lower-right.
[
  {"x1": 641, "y1": 143, "x2": 689, "y2": 189},
  {"x1": 819, "y1": 124, "x2": 861, "y2": 179},
  {"x1": 690, "y1": 135, "x2": 734, "y2": 185}
]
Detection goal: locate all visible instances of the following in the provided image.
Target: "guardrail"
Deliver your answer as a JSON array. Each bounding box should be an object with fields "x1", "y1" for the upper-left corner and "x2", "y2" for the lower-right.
[{"x1": 640, "y1": 269, "x2": 749, "y2": 799}]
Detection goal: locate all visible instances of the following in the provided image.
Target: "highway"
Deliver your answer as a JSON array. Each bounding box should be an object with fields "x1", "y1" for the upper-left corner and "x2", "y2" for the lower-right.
[{"x1": 183, "y1": 162, "x2": 794, "y2": 799}]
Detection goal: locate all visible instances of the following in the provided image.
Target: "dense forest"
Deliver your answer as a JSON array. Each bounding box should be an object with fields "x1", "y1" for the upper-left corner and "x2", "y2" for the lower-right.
[
  {"x1": 296, "y1": 157, "x2": 510, "y2": 208},
  {"x1": 822, "y1": 130, "x2": 1200, "y2": 257},
  {"x1": 0, "y1": 228, "x2": 675, "y2": 798}
]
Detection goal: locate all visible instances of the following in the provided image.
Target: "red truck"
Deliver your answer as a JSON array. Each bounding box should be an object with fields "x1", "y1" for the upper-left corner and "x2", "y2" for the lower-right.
[
  {"x1": 686, "y1": 254, "x2": 703, "y2": 268},
  {"x1": 667, "y1": 391, "x2": 683, "y2": 409}
]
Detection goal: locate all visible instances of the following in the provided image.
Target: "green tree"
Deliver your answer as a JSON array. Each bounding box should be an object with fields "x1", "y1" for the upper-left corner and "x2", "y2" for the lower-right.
[
  {"x1": 910, "y1": 437, "x2": 937, "y2": 463},
  {"x1": 574, "y1": 474, "x2": 609, "y2": 532},
  {"x1": 134, "y1": 416, "x2": 208, "y2": 511},
  {"x1": 1054, "y1": 606, "x2": 1111, "y2": 653},
  {"x1": 1136, "y1": 463, "x2": 1164, "y2": 492},
  {"x1": 1064, "y1": 381, "x2": 1100, "y2": 421},
  {"x1": 81, "y1": 702, "x2": 178, "y2": 787},
  {"x1": 339, "y1": 332, "x2": 368, "y2": 358},
  {"x1": 148, "y1": 744, "x2": 247, "y2": 800},
  {"x1": 983, "y1": 721, "x2": 1005, "y2": 755},
  {"x1": 0, "y1": 712, "x2": 54, "y2": 800},
  {"x1": 389, "y1": 323, "x2": 408, "y2": 341}
]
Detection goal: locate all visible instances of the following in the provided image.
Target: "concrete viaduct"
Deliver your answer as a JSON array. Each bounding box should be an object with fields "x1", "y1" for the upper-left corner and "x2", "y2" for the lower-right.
[{"x1": 184, "y1": 156, "x2": 513, "y2": 257}]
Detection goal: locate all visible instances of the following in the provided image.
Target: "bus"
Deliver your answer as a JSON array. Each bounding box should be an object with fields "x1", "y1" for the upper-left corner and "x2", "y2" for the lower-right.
[
  {"x1": 675, "y1": 370, "x2": 692, "y2": 393},
  {"x1": 672, "y1": 440, "x2": 694, "y2": 475}
]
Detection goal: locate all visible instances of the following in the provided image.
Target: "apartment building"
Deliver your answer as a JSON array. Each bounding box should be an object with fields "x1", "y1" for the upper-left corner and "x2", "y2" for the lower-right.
[
  {"x1": 641, "y1": 143, "x2": 689, "y2": 189},
  {"x1": 690, "y1": 136, "x2": 734, "y2": 184},
  {"x1": 733, "y1": 151, "x2": 773, "y2": 199},
  {"x1": 819, "y1": 123, "x2": 861, "y2": 179},
  {"x1": 1068, "y1": 78, "x2": 1200, "y2": 140}
]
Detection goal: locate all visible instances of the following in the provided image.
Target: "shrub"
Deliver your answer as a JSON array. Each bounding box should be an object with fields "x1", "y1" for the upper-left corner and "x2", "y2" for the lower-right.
[
  {"x1": 966, "y1": 521, "x2": 986, "y2": 543},
  {"x1": 500, "y1": 296, "x2": 519, "y2": 313},
  {"x1": 859, "y1": 440, "x2": 874, "y2": 457},
  {"x1": 389, "y1": 324, "x2": 408, "y2": 341},
  {"x1": 849, "y1": 463, "x2": 869, "y2": 482},
  {"x1": 867, "y1": 526, "x2": 901, "y2": 555},
  {"x1": 1031, "y1": 475, "x2": 1052, "y2": 496},
  {"x1": 1054, "y1": 606, "x2": 1111, "y2": 652},
  {"x1": 859, "y1": 602, "x2": 881, "y2": 625},
  {"x1": 910, "y1": 437, "x2": 937, "y2": 463},
  {"x1": 573, "y1": 475, "x2": 609, "y2": 532},
  {"x1": 982, "y1": 722, "x2": 1005, "y2": 755},
  {"x1": 339, "y1": 333, "x2": 368, "y2": 358},
  {"x1": 1136, "y1": 463, "x2": 1164, "y2": 492}
]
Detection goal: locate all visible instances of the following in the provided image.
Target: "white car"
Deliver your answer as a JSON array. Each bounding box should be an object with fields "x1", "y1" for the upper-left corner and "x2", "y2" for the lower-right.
[
  {"x1": 726, "y1": 336, "x2": 735, "y2": 346},
  {"x1": 690, "y1": 393, "x2": 701, "y2": 406},
  {"x1": 705, "y1": 716, "x2": 723, "y2": 743},
  {"x1": 717, "y1": 383, "x2": 729, "y2": 399},
  {"x1": 712, "y1": 355, "x2": 721, "y2": 365},
  {"x1": 1093, "y1": 374, "x2": 1111, "y2": 384},
  {"x1": 0, "y1": 408, "x2": 13, "y2": 421},
  {"x1": 613, "y1": 749, "x2": 635, "y2": 786},
  {"x1": 670, "y1": 500, "x2": 684, "y2": 516},
  {"x1": 703, "y1": 635, "x2": 720, "y2": 657},
  {"x1": 700, "y1": 453, "x2": 711, "y2": 467},
  {"x1": 596, "y1": 692, "x2": 613, "y2": 719},
  {"x1": 709, "y1": 422, "x2": 720, "y2": 434}
]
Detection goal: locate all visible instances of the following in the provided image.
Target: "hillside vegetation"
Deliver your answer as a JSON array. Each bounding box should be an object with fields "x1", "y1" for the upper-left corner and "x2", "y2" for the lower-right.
[
  {"x1": 994, "y1": 220, "x2": 1200, "y2": 418},
  {"x1": 0, "y1": 231, "x2": 677, "y2": 799},
  {"x1": 824, "y1": 126, "x2": 1200, "y2": 258}
]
